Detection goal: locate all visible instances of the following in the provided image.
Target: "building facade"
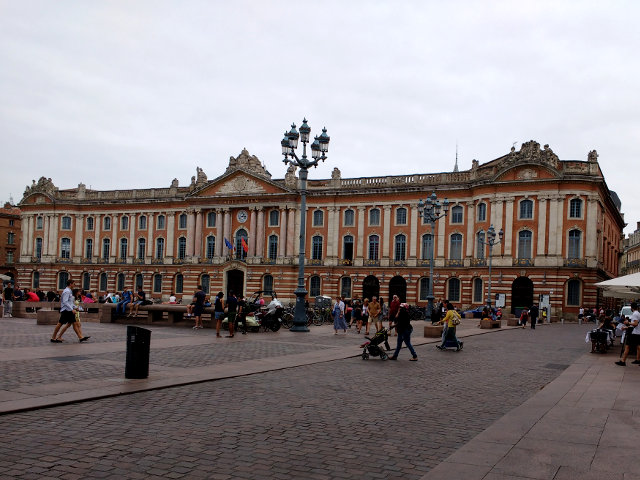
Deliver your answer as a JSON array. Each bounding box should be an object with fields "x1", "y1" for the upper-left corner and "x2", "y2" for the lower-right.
[
  {"x1": 622, "y1": 222, "x2": 640, "y2": 275},
  {"x1": 0, "y1": 202, "x2": 21, "y2": 283},
  {"x1": 16, "y1": 141, "x2": 624, "y2": 320}
]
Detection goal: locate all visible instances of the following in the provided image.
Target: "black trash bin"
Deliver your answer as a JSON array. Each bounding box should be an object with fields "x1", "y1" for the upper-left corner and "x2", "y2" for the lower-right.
[{"x1": 125, "y1": 326, "x2": 151, "y2": 379}]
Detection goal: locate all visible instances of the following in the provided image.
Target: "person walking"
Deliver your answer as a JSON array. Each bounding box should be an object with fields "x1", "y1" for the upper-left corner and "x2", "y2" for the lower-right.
[
  {"x1": 437, "y1": 302, "x2": 463, "y2": 350},
  {"x1": 616, "y1": 302, "x2": 640, "y2": 366},
  {"x1": 50, "y1": 280, "x2": 90, "y2": 343},
  {"x1": 368, "y1": 296, "x2": 382, "y2": 333},
  {"x1": 353, "y1": 300, "x2": 363, "y2": 333},
  {"x1": 214, "y1": 291, "x2": 225, "y2": 338},
  {"x1": 192, "y1": 285, "x2": 205, "y2": 330},
  {"x1": 3, "y1": 283, "x2": 14, "y2": 318},
  {"x1": 236, "y1": 294, "x2": 248, "y2": 334},
  {"x1": 380, "y1": 297, "x2": 388, "y2": 330},
  {"x1": 363, "y1": 298, "x2": 371, "y2": 335},
  {"x1": 332, "y1": 296, "x2": 347, "y2": 334},
  {"x1": 519, "y1": 308, "x2": 529, "y2": 328},
  {"x1": 389, "y1": 295, "x2": 400, "y2": 335},
  {"x1": 226, "y1": 290, "x2": 238, "y2": 338},
  {"x1": 389, "y1": 303, "x2": 418, "y2": 361},
  {"x1": 529, "y1": 303, "x2": 539, "y2": 329}
]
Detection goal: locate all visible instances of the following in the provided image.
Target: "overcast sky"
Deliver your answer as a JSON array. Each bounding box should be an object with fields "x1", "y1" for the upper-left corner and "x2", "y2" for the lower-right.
[{"x1": 1, "y1": 1, "x2": 638, "y2": 233}]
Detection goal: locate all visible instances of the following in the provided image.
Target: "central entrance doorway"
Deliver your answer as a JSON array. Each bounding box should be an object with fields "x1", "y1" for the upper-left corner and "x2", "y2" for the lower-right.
[
  {"x1": 362, "y1": 275, "x2": 380, "y2": 301},
  {"x1": 226, "y1": 269, "x2": 245, "y2": 298},
  {"x1": 388, "y1": 276, "x2": 407, "y2": 303},
  {"x1": 511, "y1": 276, "x2": 533, "y2": 315}
]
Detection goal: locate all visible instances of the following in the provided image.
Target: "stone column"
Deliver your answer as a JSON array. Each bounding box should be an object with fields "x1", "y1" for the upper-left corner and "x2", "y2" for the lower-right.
[
  {"x1": 409, "y1": 205, "x2": 418, "y2": 258},
  {"x1": 437, "y1": 215, "x2": 446, "y2": 259},
  {"x1": 74, "y1": 214, "x2": 83, "y2": 258},
  {"x1": 129, "y1": 213, "x2": 137, "y2": 261},
  {"x1": 326, "y1": 206, "x2": 336, "y2": 258},
  {"x1": 555, "y1": 197, "x2": 564, "y2": 257},
  {"x1": 249, "y1": 208, "x2": 257, "y2": 257},
  {"x1": 215, "y1": 208, "x2": 223, "y2": 257},
  {"x1": 186, "y1": 209, "x2": 196, "y2": 257},
  {"x1": 382, "y1": 205, "x2": 392, "y2": 259},
  {"x1": 94, "y1": 214, "x2": 101, "y2": 259},
  {"x1": 20, "y1": 215, "x2": 30, "y2": 257},
  {"x1": 110, "y1": 214, "x2": 119, "y2": 261},
  {"x1": 194, "y1": 210, "x2": 202, "y2": 258},
  {"x1": 465, "y1": 202, "x2": 474, "y2": 258},
  {"x1": 286, "y1": 207, "x2": 295, "y2": 257},
  {"x1": 504, "y1": 199, "x2": 514, "y2": 256},
  {"x1": 279, "y1": 206, "x2": 288, "y2": 257},
  {"x1": 50, "y1": 214, "x2": 59, "y2": 257},
  {"x1": 547, "y1": 198, "x2": 559, "y2": 256},
  {"x1": 536, "y1": 198, "x2": 547, "y2": 257},
  {"x1": 256, "y1": 207, "x2": 265, "y2": 258},
  {"x1": 586, "y1": 196, "x2": 598, "y2": 258},
  {"x1": 166, "y1": 212, "x2": 175, "y2": 257},
  {"x1": 223, "y1": 209, "x2": 232, "y2": 255},
  {"x1": 356, "y1": 206, "x2": 365, "y2": 258}
]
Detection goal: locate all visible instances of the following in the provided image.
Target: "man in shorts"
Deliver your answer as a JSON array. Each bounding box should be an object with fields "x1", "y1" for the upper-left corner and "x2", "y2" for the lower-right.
[
  {"x1": 226, "y1": 290, "x2": 238, "y2": 338},
  {"x1": 616, "y1": 302, "x2": 640, "y2": 366},
  {"x1": 50, "y1": 280, "x2": 90, "y2": 343},
  {"x1": 192, "y1": 285, "x2": 205, "y2": 330}
]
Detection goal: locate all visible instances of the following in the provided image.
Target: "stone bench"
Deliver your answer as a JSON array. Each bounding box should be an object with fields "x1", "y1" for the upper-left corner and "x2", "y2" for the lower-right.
[
  {"x1": 480, "y1": 319, "x2": 501, "y2": 329},
  {"x1": 102, "y1": 303, "x2": 218, "y2": 326},
  {"x1": 424, "y1": 325, "x2": 444, "y2": 337},
  {"x1": 506, "y1": 318, "x2": 520, "y2": 326}
]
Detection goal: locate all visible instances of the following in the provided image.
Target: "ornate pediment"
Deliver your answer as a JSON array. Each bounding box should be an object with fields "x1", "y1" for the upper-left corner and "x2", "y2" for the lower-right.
[
  {"x1": 505, "y1": 141, "x2": 560, "y2": 169},
  {"x1": 217, "y1": 174, "x2": 267, "y2": 194},
  {"x1": 226, "y1": 148, "x2": 271, "y2": 180}
]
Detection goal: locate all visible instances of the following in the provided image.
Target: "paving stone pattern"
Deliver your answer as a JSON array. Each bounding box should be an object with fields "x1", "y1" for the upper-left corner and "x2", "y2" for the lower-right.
[{"x1": 0, "y1": 325, "x2": 590, "y2": 480}]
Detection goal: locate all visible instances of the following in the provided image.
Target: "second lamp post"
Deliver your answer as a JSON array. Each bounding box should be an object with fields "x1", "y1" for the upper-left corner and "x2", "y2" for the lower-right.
[{"x1": 478, "y1": 224, "x2": 504, "y2": 310}]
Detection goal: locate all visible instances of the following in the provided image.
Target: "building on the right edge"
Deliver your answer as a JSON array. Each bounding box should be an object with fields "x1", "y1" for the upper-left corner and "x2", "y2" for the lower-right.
[{"x1": 622, "y1": 222, "x2": 640, "y2": 275}]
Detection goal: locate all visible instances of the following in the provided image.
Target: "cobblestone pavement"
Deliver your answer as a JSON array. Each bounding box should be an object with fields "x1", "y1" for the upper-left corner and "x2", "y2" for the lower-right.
[{"x1": 0, "y1": 323, "x2": 593, "y2": 480}]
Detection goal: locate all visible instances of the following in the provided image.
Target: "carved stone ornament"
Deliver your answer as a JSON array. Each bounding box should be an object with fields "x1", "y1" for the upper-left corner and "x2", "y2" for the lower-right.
[
  {"x1": 517, "y1": 168, "x2": 538, "y2": 180},
  {"x1": 226, "y1": 148, "x2": 272, "y2": 179},
  {"x1": 506, "y1": 140, "x2": 560, "y2": 170},
  {"x1": 23, "y1": 176, "x2": 57, "y2": 199},
  {"x1": 217, "y1": 175, "x2": 266, "y2": 194},
  {"x1": 588, "y1": 150, "x2": 599, "y2": 163}
]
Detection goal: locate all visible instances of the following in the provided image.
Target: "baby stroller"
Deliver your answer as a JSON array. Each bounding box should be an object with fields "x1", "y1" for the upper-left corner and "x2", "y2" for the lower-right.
[{"x1": 360, "y1": 328, "x2": 391, "y2": 360}]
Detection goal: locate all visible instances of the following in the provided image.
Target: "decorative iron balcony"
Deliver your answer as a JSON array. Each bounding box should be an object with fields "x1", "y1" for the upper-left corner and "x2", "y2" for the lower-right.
[{"x1": 513, "y1": 258, "x2": 533, "y2": 266}]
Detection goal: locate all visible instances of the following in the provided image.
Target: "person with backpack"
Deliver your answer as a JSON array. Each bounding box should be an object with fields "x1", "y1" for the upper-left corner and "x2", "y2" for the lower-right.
[{"x1": 436, "y1": 302, "x2": 463, "y2": 350}]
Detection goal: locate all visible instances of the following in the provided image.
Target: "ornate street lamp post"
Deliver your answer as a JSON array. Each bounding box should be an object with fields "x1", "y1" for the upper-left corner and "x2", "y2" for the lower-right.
[
  {"x1": 281, "y1": 118, "x2": 330, "y2": 332},
  {"x1": 478, "y1": 224, "x2": 504, "y2": 309},
  {"x1": 417, "y1": 192, "x2": 449, "y2": 323}
]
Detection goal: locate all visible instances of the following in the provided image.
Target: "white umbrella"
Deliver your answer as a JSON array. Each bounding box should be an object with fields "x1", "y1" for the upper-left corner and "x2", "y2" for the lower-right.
[
  {"x1": 0, "y1": 274, "x2": 11, "y2": 282},
  {"x1": 594, "y1": 272, "x2": 640, "y2": 298}
]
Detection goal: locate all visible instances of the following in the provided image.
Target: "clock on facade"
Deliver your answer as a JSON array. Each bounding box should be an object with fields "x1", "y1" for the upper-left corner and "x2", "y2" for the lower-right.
[{"x1": 237, "y1": 210, "x2": 248, "y2": 223}]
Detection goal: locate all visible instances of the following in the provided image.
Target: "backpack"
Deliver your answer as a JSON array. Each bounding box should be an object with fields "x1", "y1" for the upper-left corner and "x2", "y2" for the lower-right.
[{"x1": 451, "y1": 311, "x2": 461, "y2": 326}]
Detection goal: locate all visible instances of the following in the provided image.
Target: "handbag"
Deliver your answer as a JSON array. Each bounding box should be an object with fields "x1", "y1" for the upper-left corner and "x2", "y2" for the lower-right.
[{"x1": 452, "y1": 312, "x2": 461, "y2": 326}]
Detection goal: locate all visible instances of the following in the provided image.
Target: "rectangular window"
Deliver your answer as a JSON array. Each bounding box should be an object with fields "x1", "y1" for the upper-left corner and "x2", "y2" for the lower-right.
[
  {"x1": 451, "y1": 206, "x2": 463, "y2": 224},
  {"x1": 121, "y1": 216, "x2": 129, "y2": 230},
  {"x1": 7, "y1": 232, "x2": 15, "y2": 244},
  {"x1": 157, "y1": 215, "x2": 166, "y2": 229},
  {"x1": 477, "y1": 203, "x2": 487, "y2": 222},
  {"x1": 369, "y1": 209, "x2": 380, "y2": 226},
  {"x1": 6, "y1": 251, "x2": 14, "y2": 264},
  {"x1": 61, "y1": 216, "x2": 72, "y2": 230},
  {"x1": 344, "y1": 209, "x2": 355, "y2": 226},
  {"x1": 396, "y1": 208, "x2": 407, "y2": 225}
]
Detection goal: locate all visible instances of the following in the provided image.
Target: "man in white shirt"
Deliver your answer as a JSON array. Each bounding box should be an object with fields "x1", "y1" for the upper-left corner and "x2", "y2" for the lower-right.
[
  {"x1": 50, "y1": 280, "x2": 90, "y2": 343},
  {"x1": 615, "y1": 302, "x2": 640, "y2": 366}
]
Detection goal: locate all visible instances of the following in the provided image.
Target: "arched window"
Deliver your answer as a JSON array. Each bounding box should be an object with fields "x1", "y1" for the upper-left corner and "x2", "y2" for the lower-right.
[
  {"x1": 344, "y1": 209, "x2": 354, "y2": 226},
  {"x1": 235, "y1": 229, "x2": 248, "y2": 260},
  {"x1": 60, "y1": 238, "x2": 71, "y2": 259},
  {"x1": 175, "y1": 274, "x2": 184, "y2": 294},
  {"x1": 477, "y1": 202, "x2": 487, "y2": 222},
  {"x1": 35, "y1": 238, "x2": 43, "y2": 259},
  {"x1": 61, "y1": 216, "x2": 72, "y2": 230},
  {"x1": 394, "y1": 234, "x2": 406, "y2": 261},
  {"x1": 100, "y1": 272, "x2": 108, "y2": 291},
  {"x1": 139, "y1": 215, "x2": 147, "y2": 230},
  {"x1": 451, "y1": 205, "x2": 463, "y2": 224},
  {"x1": 449, "y1": 234, "x2": 462, "y2": 260},
  {"x1": 102, "y1": 238, "x2": 110, "y2": 260},
  {"x1": 58, "y1": 271, "x2": 69, "y2": 290},
  {"x1": 421, "y1": 234, "x2": 433, "y2": 260},
  {"x1": 153, "y1": 274, "x2": 162, "y2": 293},
  {"x1": 178, "y1": 237, "x2": 186, "y2": 259},
  {"x1": 137, "y1": 238, "x2": 146, "y2": 260},
  {"x1": 518, "y1": 230, "x2": 532, "y2": 259},
  {"x1": 36, "y1": 216, "x2": 43, "y2": 230},
  {"x1": 312, "y1": 236, "x2": 323, "y2": 260},
  {"x1": 448, "y1": 278, "x2": 461, "y2": 302},
  {"x1": 269, "y1": 210, "x2": 279, "y2": 226},
  {"x1": 368, "y1": 235, "x2": 379, "y2": 260},
  {"x1": 568, "y1": 230, "x2": 582, "y2": 258},
  {"x1": 121, "y1": 216, "x2": 129, "y2": 230},
  {"x1": 82, "y1": 272, "x2": 91, "y2": 290},
  {"x1": 263, "y1": 274, "x2": 274, "y2": 293},
  {"x1": 473, "y1": 278, "x2": 483, "y2": 303},
  {"x1": 343, "y1": 235, "x2": 354, "y2": 261},
  {"x1": 476, "y1": 231, "x2": 485, "y2": 259},
  {"x1": 201, "y1": 274, "x2": 210, "y2": 294},
  {"x1": 156, "y1": 238, "x2": 165, "y2": 259},
  {"x1": 179, "y1": 213, "x2": 187, "y2": 229},
  {"x1": 86, "y1": 217, "x2": 94, "y2": 231},
  {"x1": 419, "y1": 277, "x2": 430, "y2": 301},
  {"x1": 569, "y1": 198, "x2": 582, "y2": 218},
  {"x1": 567, "y1": 279, "x2": 581, "y2": 306},
  {"x1": 135, "y1": 274, "x2": 143, "y2": 291},
  {"x1": 85, "y1": 239, "x2": 93, "y2": 260},
  {"x1": 309, "y1": 276, "x2": 321, "y2": 297},
  {"x1": 33, "y1": 271, "x2": 40, "y2": 289},
  {"x1": 104, "y1": 216, "x2": 111, "y2": 230},
  {"x1": 369, "y1": 208, "x2": 380, "y2": 226},
  {"x1": 205, "y1": 236, "x2": 215, "y2": 259},
  {"x1": 207, "y1": 211, "x2": 216, "y2": 227},
  {"x1": 119, "y1": 238, "x2": 128, "y2": 260},
  {"x1": 396, "y1": 207, "x2": 407, "y2": 225},
  {"x1": 117, "y1": 273, "x2": 125, "y2": 291},
  {"x1": 341, "y1": 277, "x2": 352, "y2": 298},
  {"x1": 157, "y1": 215, "x2": 166, "y2": 229},
  {"x1": 313, "y1": 210, "x2": 324, "y2": 226},
  {"x1": 268, "y1": 235, "x2": 278, "y2": 260},
  {"x1": 519, "y1": 199, "x2": 533, "y2": 219}
]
